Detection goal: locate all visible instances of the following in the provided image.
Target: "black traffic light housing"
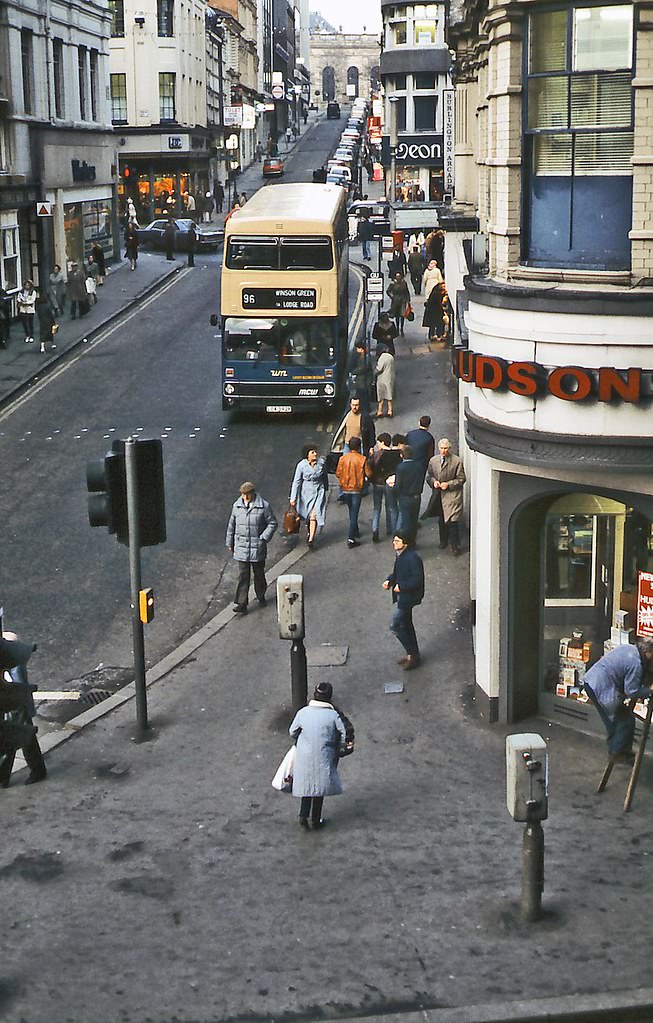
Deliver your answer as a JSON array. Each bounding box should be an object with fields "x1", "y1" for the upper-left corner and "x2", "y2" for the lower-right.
[{"x1": 86, "y1": 438, "x2": 166, "y2": 547}]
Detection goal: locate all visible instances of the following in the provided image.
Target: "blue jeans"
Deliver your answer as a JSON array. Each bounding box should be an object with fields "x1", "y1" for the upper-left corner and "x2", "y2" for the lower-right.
[
  {"x1": 397, "y1": 494, "x2": 420, "y2": 543},
  {"x1": 362, "y1": 240, "x2": 371, "y2": 259},
  {"x1": 584, "y1": 685, "x2": 636, "y2": 755},
  {"x1": 390, "y1": 604, "x2": 419, "y2": 657},
  {"x1": 372, "y1": 484, "x2": 392, "y2": 536},
  {"x1": 342, "y1": 492, "x2": 362, "y2": 540},
  {"x1": 385, "y1": 485, "x2": 399, "y2": 536}
]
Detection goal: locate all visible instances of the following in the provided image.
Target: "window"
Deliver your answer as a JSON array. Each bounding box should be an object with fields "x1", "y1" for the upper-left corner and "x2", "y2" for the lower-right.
[
  {"x1": 78, "y1": 46, "x2": 87, "y2": 120},
  {"x1": 414, "y1": 96, "x2": 437, "y2": 130},
  {"x1": 226, "y1": 236, "x2": 333, "y2": 271},
  {"x1": 90, "y1": 50, "x2": 98, "y2": 121},
  {"x1": 223, "y1": 317, "x2": 336, "y2": 366},
  {"x1": 396, "y1": 96, "x2": 406, "y2": 132},
  {"x1": 524, "y1": 4, "x2": 634, "y2": 269},
  {"x1": 1, "y1": 225, "x2": 19, "y2": 292},
  {"x1": 159, "y1": 72, "x2": 176, "y2": 121},
  {"x1": 157, "y1": 0, "x2": 174, "y2": 37},
  {"x1": 21, "y1": 30, "x2": 33, "y2": 114},
  {"x1": 393, "y1": 21, "x2": 407, "y2": 44},
  {"x1": 111, "y1": 74, "x2": 127, "y2": 123},
  {"x1": 53, "y1": 39, "x2": 65, "y2": 118},
  {"x1": 414, "y1": 73, "x2": 436, "y2": 90},
  {"x1": 109, "y1": 0, "x2": 125, "y2": 37},
  {"x1": 393, "y1": 74, "x2": 407, "y2": 91},
  {"x1": 414, "y1": 18, "x2": 437, "y2": 44}
]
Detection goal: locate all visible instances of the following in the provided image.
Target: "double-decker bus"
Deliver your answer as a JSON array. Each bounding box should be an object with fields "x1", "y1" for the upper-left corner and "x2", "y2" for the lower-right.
[{"x1": 220, "y1": 183, "x2": 349, "y2": 413}]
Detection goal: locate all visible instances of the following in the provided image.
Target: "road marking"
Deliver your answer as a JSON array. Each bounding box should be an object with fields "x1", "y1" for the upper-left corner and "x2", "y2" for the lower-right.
[{"x1": 0, "y1": 269, "x2": 192, "y2": 423}]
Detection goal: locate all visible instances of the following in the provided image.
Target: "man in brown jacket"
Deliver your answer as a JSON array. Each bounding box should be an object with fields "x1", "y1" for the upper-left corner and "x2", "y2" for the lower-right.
[
  {"x1": 425, "y1": 437, "x2": 466, "y2": 555},
  {"x1": 335, "y1": 437, "x2": 370, "y2": 548}
]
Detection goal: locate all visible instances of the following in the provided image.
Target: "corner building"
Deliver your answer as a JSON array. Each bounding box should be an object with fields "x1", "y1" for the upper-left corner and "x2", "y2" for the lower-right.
[{"x1": 447, "y1": 0, "x2": 653, "y2": 733}]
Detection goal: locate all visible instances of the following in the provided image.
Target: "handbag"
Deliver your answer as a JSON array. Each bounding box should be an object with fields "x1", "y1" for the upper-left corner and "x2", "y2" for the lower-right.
[
  {"x1": 271, "y1": 746, "x2": 296, "y2": 792},
  {"x1": 405, "y1": 302, "x2": 415, "y2": 322},
  {"x1": 283, "y1": 505, "x2": 301, "y2": 535}
]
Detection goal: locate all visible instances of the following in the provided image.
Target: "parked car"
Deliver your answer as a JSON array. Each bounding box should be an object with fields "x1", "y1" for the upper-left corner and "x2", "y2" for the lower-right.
[
  {"x1": 135, "y1": 218, "x2": 222, "y2": 252},
  {"x1": 326, "y1": 101, "x2": 341, "y2": 119},
  {"x1": 326, "y1": 170, "x2": 352, "y2": 192},
  {"x1": 262, "y1": 156, "x2": 285, "y2": 178}
]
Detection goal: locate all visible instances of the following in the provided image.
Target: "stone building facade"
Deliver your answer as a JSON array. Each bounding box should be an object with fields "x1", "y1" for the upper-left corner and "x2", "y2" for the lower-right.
[
  {"x1": 445, "y1": 0, "x2": 653, "y2": 736},
  {"x1": 309, "y1": 32, "x2": 380, "y2": 106}
]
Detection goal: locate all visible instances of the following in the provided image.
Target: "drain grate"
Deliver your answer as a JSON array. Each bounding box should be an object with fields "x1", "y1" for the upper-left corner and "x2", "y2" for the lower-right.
[{"x1": 79, "y1": 688, "x2": 113, "y2": 707}]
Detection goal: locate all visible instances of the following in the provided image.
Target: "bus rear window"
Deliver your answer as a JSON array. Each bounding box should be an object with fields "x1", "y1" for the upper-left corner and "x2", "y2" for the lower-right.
[
  {"x1": 226, "y1": 236, "x2": 333, "y2": 271},
  {"x1": 280, "y1": 237, "x2": 333, "y2": 270}
]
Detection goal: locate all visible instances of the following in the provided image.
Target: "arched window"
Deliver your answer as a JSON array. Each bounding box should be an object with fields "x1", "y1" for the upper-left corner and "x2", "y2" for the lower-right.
[
  {"x1": 322, "y1": 66, "x2": 336, "y2": 102},
  {"x1": 370, "y1": 65, "x2": 381, "y2": 92},
  {"x1": 347, "y1": 66, "x2": 359, "y2": 97}
]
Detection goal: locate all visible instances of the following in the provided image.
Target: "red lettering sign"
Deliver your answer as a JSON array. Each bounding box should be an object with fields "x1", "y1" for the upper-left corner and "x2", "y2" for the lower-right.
[{"x1": 637, "y1": 571, "x2": 653, "y2": 638}]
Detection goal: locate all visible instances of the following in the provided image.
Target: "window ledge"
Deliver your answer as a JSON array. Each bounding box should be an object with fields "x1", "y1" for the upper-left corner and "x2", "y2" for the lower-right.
[{"x1": 508, "y1": 265, "x2": 631, "y2": 287}]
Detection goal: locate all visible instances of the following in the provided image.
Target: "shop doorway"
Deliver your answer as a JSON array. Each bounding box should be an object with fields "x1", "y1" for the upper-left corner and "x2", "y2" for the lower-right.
[{"x1": 510, "y1": 491, "x2": 653, "y2": 726}]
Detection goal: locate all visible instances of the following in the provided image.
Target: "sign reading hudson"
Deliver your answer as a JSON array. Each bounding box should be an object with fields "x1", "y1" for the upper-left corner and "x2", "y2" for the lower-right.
[{"x1": 454, "y1": 351, "x2": 653, "y2": 404}]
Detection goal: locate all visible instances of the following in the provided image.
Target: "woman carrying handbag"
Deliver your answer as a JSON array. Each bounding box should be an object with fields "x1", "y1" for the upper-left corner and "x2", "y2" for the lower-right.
[{"x1": 289, "y1": 445, "x2": 328, "y2": 550}]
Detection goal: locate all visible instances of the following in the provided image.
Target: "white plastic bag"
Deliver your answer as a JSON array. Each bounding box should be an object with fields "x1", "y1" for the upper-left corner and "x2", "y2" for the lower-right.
[{"x1": 271, "y1": 746, "x2": 296, "y2": 792}]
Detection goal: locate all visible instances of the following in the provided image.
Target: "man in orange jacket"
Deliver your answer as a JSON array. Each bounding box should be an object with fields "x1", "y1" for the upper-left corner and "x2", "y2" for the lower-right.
[{"x1": 335, "y1": 437, "x2": 370, "y2": 548}]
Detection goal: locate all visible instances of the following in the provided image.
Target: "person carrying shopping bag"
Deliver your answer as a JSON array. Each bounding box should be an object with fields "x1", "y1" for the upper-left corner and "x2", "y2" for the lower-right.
[{"x1": 289, "y1": 445, "x2": 328, "y2": 551}]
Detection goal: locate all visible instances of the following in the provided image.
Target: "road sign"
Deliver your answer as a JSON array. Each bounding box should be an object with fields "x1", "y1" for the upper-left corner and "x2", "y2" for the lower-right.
[
  {"x1": 365, "y1": 273, "x2": 384, "y2": 303},
  {"x1": 381, "y1": 235, "x2": 394, "y2": 256},
  {"x1": 36, "y1": 201, "x2": 52, "y2": 217},
  {"x1": 272, "y1": 85, "x2": 284, "y2": 100}
]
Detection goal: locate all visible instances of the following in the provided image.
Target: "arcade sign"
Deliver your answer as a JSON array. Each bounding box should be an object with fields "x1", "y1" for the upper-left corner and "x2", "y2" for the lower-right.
[{"x1": 453, "y1": 350, "x2": 653, "y2": 404}]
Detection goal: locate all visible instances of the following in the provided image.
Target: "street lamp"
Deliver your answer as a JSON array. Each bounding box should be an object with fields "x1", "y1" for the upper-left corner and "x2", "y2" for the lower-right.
[{"x1": 388, "y1": 96, "x2": 399, "y2": 203}]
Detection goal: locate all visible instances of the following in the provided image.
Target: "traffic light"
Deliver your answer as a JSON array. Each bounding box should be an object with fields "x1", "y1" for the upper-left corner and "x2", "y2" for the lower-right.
[
  {"x1": 139, "y1": 588, "x2": 154, "y2": 623},
  {"x1": 87, "y1": 445, "x2": 128, "y2": 542},
  {"x1": 122, "y1": 163, "x2": 133, "y2": 182},
  {"x1": 86, "y1": 438, "x2": 166, "y2": 547}
]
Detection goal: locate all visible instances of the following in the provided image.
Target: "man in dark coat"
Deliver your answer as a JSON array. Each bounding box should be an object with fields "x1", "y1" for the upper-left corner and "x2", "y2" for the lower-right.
[
  {"x1": 358, "y1": 214, "x2": 373, "y2": 260},
  {"x1": 225, "y1": 482, "x2": 277, "y2": 613},
  {"x1": 394, "y1": 445, "x2": 424, "y2": 543},
  {"x1": 164, "y1": 218, "x2": 176, "y2": 261},
  {"x1": 213, "y1": 181, "x2": 225, "y2": 213},
  {"x1": 187, "y1": 222, "x2": 197, "y2": 267},
  {"x1": 383, "y1": 532, "x2": 425, "y2": 670},
  {"x1": 0, "y1": 633, "x2": 47, "y2": 786},
  {"x1": 407, "y1": 246, "x2": 425, "y2": 295},
  {"x1": 405, "y1": 415, "x2": 436, "y2": 486}
]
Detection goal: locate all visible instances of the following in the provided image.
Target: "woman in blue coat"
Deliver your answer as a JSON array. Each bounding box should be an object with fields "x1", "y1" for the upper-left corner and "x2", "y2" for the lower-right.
[
  {"x1": 289, "y1": 445, "x2": 328, "y2": 550},
  {"x1": 289, "y1": 682, "x2": 347, "y2": 829}
]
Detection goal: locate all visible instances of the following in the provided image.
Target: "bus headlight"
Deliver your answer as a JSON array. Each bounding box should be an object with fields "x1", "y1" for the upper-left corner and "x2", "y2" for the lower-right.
[
  {"x1": 224, "y1": 383, "x2": 236, "y2": 395},
  {"x1": 324, "y1": 383, "x2": 335, "y2": 396}
]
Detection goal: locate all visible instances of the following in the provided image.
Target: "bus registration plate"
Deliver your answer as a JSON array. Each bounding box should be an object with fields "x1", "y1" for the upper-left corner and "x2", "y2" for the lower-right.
[
  {"x1": 242, "y1": 288, "x2": 317, "y2": 310},
  {"x1": 266, "y1": 405, "x2": 292, "y2": 413}
]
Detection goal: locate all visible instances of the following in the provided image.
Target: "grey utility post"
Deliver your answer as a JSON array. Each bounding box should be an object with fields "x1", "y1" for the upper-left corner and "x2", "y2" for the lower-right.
[
  {"x1": 277, "y1": 575, "x2": 307, "y2": 713},
  {"x1": 506, "y1": 733, "x2": 549, "y2": 922},
  {"x1": 125, "y1": 438, "x2": 148, "y2": 732}
]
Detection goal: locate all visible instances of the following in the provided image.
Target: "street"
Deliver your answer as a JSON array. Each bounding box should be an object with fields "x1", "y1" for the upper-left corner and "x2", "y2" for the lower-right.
[{"x1": 0, "y1": 117, "x2": 362, "y2": 696}]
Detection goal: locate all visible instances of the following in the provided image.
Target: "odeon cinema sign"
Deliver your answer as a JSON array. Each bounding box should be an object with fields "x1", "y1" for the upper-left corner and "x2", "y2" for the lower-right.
[{"x1": 454, "y1": 350, "x2": 653, "y2": 403}]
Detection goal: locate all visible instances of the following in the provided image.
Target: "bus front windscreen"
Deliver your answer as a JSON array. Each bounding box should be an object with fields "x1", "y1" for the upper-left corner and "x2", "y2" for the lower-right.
[
  {"x1": 223, "y1": 317, "x2": 336, "y2": 366},
  {"x1": 226, "y1": 236, "x2": 333, "y2": 271}
]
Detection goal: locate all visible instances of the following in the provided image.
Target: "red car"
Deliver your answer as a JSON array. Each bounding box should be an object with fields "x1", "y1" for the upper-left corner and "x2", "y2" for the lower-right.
[{"x1": 262, "y1": 157, "x2": 284, "y2": 178}]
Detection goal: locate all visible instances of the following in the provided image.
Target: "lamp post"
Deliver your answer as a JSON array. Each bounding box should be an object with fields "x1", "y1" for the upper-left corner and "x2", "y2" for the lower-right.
[{"x1": 389, "y1": 96, "x2": 399, "y2": 203}]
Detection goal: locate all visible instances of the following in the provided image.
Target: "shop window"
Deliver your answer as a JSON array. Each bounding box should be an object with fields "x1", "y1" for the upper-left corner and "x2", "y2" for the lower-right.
[
  {"x1": 540, "y1": 495, "x2": 653, "y2": 708},
  {"x1": 111, "y1": 74, "x2": 127, "y2": 124},
  {"x1": 109, "y1": 0, "x2": 125, "y2": 37},
  {"x1": 414, "y1": 95, "x2": 436, "y2": 131},
  {"x1": 53, "y1": 39, "x2": 65, "y2": 118},
  {"x1": 1, "y1": 225, "x2": 19, "y2": 292},
  {"x1": 78, "y1": 46, "x2": 87, "y2": 121},
  {"x1": 21, "y1": 29, "x2": 33, "y2": 115},
  {"x1": 64, "y1": 201, "x2": 113, "y2": 268},
  {"x1": 524, "y1": 3, "x2": 634, "y2": 269},
  {"x1": 157, "y1": 0, "x2": 174, "y2": 37},
  {"x1": 159, "y1": 72, "x2": 176, "y2": 122}
]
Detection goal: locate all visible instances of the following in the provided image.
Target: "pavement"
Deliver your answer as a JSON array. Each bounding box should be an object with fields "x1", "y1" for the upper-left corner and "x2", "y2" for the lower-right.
[{"x1": 3, "y1": 121, "x2": 653, "y2": 1023}]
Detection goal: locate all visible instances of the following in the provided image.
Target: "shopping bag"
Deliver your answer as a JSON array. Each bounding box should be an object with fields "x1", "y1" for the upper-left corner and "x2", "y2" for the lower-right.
[
  {"x1": 405, "y1": 303, "x2": 415, "y2": 322},
  {"x1": 283, "y1": 506, "x2": 301, "y2": 535},
  {"x1": 271, "y1": 746, "x2": 296, "y2": 792}
]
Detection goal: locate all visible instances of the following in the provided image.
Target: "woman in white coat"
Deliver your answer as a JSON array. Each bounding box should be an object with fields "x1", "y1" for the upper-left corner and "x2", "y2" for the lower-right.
[
  {"x1": 374, "y1": 344, "x2": 396, "y2": 419},
  {"x1": 289, "y1": 682, "x2": 348, "y2": 829},
  {"x1": 422, "y1": 259, "x2": 444, "y2": 301}
]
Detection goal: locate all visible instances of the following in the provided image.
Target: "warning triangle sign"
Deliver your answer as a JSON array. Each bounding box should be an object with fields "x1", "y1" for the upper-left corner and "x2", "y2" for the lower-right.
[{"x1": 36, "y1": 202, "x2": 52, "y2": 216}]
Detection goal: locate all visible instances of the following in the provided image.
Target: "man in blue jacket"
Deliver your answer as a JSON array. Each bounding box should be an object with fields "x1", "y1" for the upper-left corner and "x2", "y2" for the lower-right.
[
  {"x1": 226, "y1": 481, "x2": 277, "y2": 613},
  {"x1": 383, "y1": 532, "x2": 425, "y2": 670},
  {"x1": 583, "y1": 639, "x2": 653, "y2": 759}
]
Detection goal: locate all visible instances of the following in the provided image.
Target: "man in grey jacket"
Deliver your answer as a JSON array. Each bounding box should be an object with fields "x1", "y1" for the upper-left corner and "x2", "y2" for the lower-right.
[
  {"x1": 583, "y1": 638, "x2": 653, "y2": 759},
  {"x1": 225, "y1": 481, "x2": 277, "y2": 613}
]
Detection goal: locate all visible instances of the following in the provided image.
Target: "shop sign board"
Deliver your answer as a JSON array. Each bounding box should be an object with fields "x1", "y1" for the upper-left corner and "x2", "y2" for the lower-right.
[
  {"x1": 224, "y1": 106, "x2": 243, "y2": 126},
  {"x1": 381, "y1": 134, "x2": 444, "y2": 167},
  {"x1": 637, "y1": 572, "x2": 653, "y2": 637},
  {"x1": 381, "y1": 235, "x2": 394, "y2": 257},
  {"x1": 443, "y1": 90, "x2": 455, "y2": 194},
  {"x1": 453, "y1": 350, "x2": 653, "y2": 404}
]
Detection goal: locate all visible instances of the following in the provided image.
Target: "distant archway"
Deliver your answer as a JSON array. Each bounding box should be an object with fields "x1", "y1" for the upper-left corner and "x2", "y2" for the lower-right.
[
  {"x1": 370, "y1": 64, "x2": 381, "y2": 92},
  {"x1": 322, "y1": 66, "x2": 336, "y2": 101},
  {"x1": 347, "y1": 65, "x2": 359, "y2": 97}
]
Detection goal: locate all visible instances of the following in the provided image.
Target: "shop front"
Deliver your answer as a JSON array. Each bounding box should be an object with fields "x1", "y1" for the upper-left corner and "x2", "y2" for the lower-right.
[
  {"x1": 459, "y1": 280, "x2": 653, "y2": 735},
  {"x1": 381, "y1": 133, "x2": 444, "y2": 201},
  {"x1": 118, "y1": 130, "x2": 211, "y2": 225}
]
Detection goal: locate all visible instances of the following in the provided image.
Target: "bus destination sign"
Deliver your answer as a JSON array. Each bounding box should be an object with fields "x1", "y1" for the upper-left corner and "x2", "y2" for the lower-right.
[{"x1": 242, "y1": 287, "x2": 317, "y2": 311}]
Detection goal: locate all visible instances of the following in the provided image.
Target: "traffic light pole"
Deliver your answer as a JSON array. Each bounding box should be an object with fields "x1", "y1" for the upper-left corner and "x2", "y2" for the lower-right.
[{"x1": 125, "y1": 438, "x2": 148, "y2": 732}]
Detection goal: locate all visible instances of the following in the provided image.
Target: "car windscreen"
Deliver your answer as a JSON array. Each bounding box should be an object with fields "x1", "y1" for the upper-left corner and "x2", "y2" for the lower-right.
[
  {"x1": 223, "y1": 317, "x2": 336, "y2": 364},
  {"x1": 226, "y1": 236, "x2": 333, "y2": 271}
]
